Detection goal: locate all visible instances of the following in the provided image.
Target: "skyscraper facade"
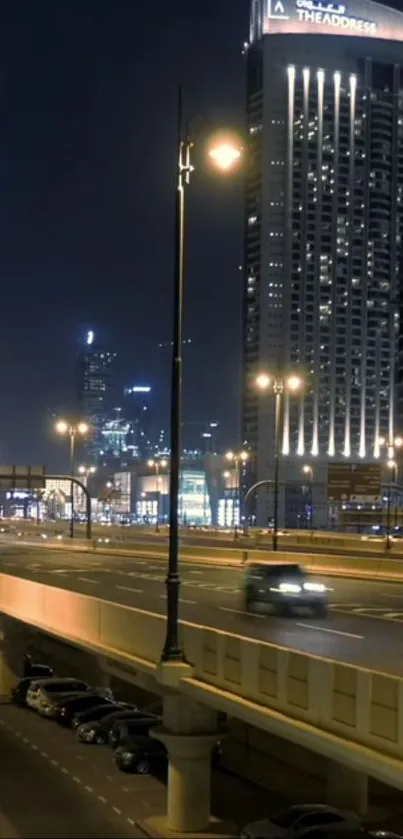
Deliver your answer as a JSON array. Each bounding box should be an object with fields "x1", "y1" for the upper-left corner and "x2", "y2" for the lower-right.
[
  {"x1": 243, "y1": 0, "x2": 403, "y2": 524},
  {"x1": 77, "y1": 330, "x2": 117, "y2": 463}
]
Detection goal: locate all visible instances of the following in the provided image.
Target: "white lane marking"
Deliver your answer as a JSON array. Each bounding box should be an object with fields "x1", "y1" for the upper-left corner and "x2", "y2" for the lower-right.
[
  {"x1": 189, "y1": 570, "x2": 202, "y2": 575},
  {"x1": 384, "y1": 612, "x2": 403, "y2": 620},
  {"x1": 61, "y1": 767, "x2": 69, "y2": 775},
  {"x1": 219, "y1": 606, "x2": 265, "y2": 620},
  {"x1": 296, "y1": 622, "x2": 364, "y2": 639},
  {"x1": 116, "y1": 585, "x2": 143, "y2": 594},
  {"x1": 98, "y1": 795, "x2": 107, "y2": 804},
  {"x1": 159, "y1": 594, "x2": 166, "y2": 599},
  {"x1": 73, "y1": 776, "x2": 82, "y2": 784},
  {"x1": 31, "y1": 743, "x2": 38, "y2": 750},
  {"x1": 179, "y1": 598, "x2": 197, "y2": 605},
  {"x1": 78, "y1": 577, "x2": 99, "y2": 585},
  {"x1": 85, "y1": 786, "x2": 93, "y2": 793},
  {"x1": 41, "y1": 750, "x2": 48, "y2": 757},
  {"x1": 381, "y1": 592, "x2": 403, "y2": 599},
  {"x1": 112, "y1": 806, "x2": 122, "y2": 815},
  {"x1": 2, "y1": 561, "x2": 16, "y2": 566},
  {"x1": 50, "y1": 759, "x2": 58, "y2": 766},
  {"x1": 127, "y1": 817, "x2": 135, "y2": 826},
  {"x1": 22, "y1": 736, "x2": 28, "y2": 743}
]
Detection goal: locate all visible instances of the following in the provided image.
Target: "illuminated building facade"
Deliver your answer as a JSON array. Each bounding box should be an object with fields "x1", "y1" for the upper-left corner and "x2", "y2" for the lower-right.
[
  {"x1": 77, "y1": 331, "x2": 117, "y2": 463},
  {"x1": 243, "y1": 0, "x2": 403, "y2": 524}
]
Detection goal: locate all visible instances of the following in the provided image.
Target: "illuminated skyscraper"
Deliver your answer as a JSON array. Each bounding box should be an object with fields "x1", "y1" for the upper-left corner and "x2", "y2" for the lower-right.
[
  {"x1": 77, "y1": 330, "x2": 117, "y2": 463},
  {"x1": 243, "y1": 0, "x2": 403, "y2": 523}
]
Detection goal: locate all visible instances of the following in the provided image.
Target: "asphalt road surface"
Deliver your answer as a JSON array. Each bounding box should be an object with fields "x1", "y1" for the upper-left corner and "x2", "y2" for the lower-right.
[
  {"x1": 0, "y1": 702, "x2": 293, "y2": 837},
  {"x1": 2, "y1": 546, "x2": 403, "y2": 675}
]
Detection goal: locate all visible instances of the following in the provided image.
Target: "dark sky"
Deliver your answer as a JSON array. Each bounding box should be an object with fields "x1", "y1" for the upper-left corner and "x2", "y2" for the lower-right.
[{"x1": 0, "y1": 0, "x2": 249, "y2": 470}]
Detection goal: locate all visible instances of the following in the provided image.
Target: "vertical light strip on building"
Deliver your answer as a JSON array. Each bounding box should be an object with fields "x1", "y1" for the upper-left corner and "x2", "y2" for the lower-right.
[
  {"x1": 283, "y1": 64, "x2": 296, "y2": 455},
  {"x1": 311, "y1": 67, "x2": 324, "y2": 457},
  {"x1": 388, "y1": 65, "x2": 399, "y2": 446},
  {"x1": 374, "y1": 329, "x2": 381, "y2": 458},
  {"x1": 297, "y1": 66, "x2": 310, "y2": 456},
  {"x1": 343, "y1": 73, "x2": 356, "y2": 458},
  {"x1": 328, "y1": 70, "x2": 340, "y2": 457}
]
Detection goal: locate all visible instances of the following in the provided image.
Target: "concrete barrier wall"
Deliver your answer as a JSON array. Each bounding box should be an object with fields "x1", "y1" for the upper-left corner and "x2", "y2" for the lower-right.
[{"x1": 1, "y1": 571, "x2": 403, "y2": 773}]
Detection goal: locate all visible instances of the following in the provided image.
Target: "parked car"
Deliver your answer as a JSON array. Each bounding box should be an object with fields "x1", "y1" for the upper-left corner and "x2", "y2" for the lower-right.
[
  {"x1": 12, "y1": 676, "x2": 51, "y2": 707},
  {"x1": 26, "y1": 678, "x2": 91, "y2": 713},
  {"x1": 299, "y1": 831, "x2": 403, "y2": 839},
  {"x1": 71, "y1": 702, "x2": 134, "y2": 731},
  {"x1": 243, "y1": 563, "x2": 328, "y2": 617},
  {"x1": 240, "y1": 805, "x2": 361, "y2": 838},
  {"x1": 114, "y1": 735, "x2": 167, "y2": 774},
  {"x1": 77, "y1": 707, "x2": 151, "y2": 745},
  {"x1": 55, "y1": 694, "x2": 116, "y2": 727},
  {"x1": 114, "y1": 734, "x2": 222, "y2": 775},
  {"x1": 108, "y1": 715, "x2": 161, "y2": 749}
]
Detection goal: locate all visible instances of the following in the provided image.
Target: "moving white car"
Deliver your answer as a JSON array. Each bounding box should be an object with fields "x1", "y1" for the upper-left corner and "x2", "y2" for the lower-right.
[
  {"x1": 240, "y1": 804, "x2": 361, "y2": 838},
  {"x1": 26, "y1": 677, "x2": 92, "y2": 713}
]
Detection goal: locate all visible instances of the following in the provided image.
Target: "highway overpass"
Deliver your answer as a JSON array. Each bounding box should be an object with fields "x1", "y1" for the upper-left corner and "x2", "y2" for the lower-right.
[{"x1": 1, "y1": 550, "x2": 403, "y2": 833}]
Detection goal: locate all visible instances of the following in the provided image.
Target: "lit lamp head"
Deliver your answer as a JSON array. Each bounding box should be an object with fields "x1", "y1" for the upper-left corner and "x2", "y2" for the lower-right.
[
  {"x1": 78, "y1": 465, "x2": 85, "y2": 475},
  {"x1": 240, "y1": 451, "x2": 248, "y2": 463},
  {"x1": 208, "y1": 138, "x2": 242, "y2": 172},
  {"x1": 395, "y1": 437, "x2": 403, "y2": 448},
  {"x1": 160, "y1": 459, "x2": 168, "y2": 468},
  {"x1": 286, "y1": 374, "x2": 303, "y2": 393},
  {"x1": 378, "y1": 436, "x2": 386, "y2": 446},
  {"x1": 387, "y1": 459, "x2": 397, "y2": 470},
  {"x1": 77, "y1": 422, "x2": 89, "y2": 435},
  {"x1": 302, "y1": 464, "x2": 312, "y2": 475},
  {"x1": 255, "y1": 373, "x2": 271, "y2": 391},
  {"x1": 55, "y1": 420, "x2": 69, "y2": 435},
  {"x1": 225, "y1": 451, "x2": 234, "y2": 462},
  {"x1": 147, "y1": 459, "x2": 155, "y2": 468}
]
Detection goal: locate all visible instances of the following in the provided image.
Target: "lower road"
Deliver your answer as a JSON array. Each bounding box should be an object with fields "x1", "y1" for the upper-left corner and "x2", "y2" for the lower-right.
[{"x1": 2, "y1": 545, "x2": 403, "y2": 675}]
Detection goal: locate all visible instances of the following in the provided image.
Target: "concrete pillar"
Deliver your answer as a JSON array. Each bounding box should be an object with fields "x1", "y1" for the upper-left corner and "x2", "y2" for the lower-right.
[
  {"x1": 0, "y1": 616, "x2": 26, "y2": 699},
  {"x1": 326, "y1": 759, "x2": 368, "y2": 816}
]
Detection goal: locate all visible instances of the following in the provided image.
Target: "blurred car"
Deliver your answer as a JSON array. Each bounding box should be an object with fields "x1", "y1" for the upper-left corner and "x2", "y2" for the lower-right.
[
  {"x1": 114, "y1": 735, "x2": 167, "y2": 774},
  {"x1": 108, "y1": 714, "x2": 161, "y2": 749},
  {"x1": 240, "y1": 805, "x2": 361, "y2": 838},
  {"x1": 71, "y1": 702, "x2": 135, "y2": 731},
  {"x1": 77, "y1": 707, "x2": 149, "y2": 744},
  {"x1": 114, "y1": 734, "x2": 222, "y2": 774},
  {"x1": 299, "y1": 832, "x2": 403, "y2": 839},
  {"x1": 12, "y1": 676, "x2": 54, "y2": 708},
  {"x1": 55, "y1": 693, "x2": 116, "y2": 727},
  {"x1": 243, "y1": 563, "x2": 328, "y2": 617},
  {"x1": 26, "y1": 677, "x2": 91, "y2": 713}
]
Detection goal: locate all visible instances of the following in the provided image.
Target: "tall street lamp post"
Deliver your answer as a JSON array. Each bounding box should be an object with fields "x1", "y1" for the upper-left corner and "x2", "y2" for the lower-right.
[
  {"x1": 148, "y1": 458, "x2": 168, "y2": 533},
  {"x1": 302, "y1": 464, "x2": 314, "y2": 530},
  {"x1": 255, "y1": 373, "x2": 303, "y2": 551},
  {"x1": 55, "y1": 420, "x2": 89, "y2": 539},
  {"x1": 162, "y1": 89, "x2": 242, "y2": 662},
  {"x1": 225, "y1": 451, "x2": 248, "y2": 538}
]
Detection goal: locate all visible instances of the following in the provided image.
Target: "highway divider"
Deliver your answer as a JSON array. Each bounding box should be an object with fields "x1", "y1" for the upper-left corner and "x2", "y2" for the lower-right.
[
  {"x1": 6, "y1": 532, "x2": 403, "y2": 584},
  {"x1": 1, "y1": 571, "x2": 403, "y2": 792}
]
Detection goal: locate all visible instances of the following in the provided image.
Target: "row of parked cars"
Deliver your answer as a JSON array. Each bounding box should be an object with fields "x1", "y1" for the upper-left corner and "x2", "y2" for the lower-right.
[
  {"x1": 16, "y1": 657, "x2": 403, "y2": 838},
  {"x1": 15, "y1": 656, "x2": 184, "y2": 775}
]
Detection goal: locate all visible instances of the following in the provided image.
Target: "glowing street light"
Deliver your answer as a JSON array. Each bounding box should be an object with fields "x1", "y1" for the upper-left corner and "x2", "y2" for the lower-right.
[
  {"x1": 162, "y1": 88, "x2": 244, "y2": 662},
  {"x1": 255, "y1": 372, "x2": 304, "y2": 550},
  {"x1": 55, "y1": 420, "x2": 89, "y2": 539},
  {"x1": 378, "y1": 435, "x2": 403, "y2": 548}
]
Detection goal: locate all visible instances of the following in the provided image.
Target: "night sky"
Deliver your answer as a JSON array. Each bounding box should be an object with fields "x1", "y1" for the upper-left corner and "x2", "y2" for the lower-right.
[{"x1": 0, "y1": 0, "x2": 248, "y2": 470}]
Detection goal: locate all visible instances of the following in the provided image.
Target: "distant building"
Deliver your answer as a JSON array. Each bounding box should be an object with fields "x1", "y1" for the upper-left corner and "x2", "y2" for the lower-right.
[
  {"x1": 123, "y1": 386, "x2": 154, "y2": 458},
  {"x1": 77, "y1": 330, "x2": 117, "y2": 464}
]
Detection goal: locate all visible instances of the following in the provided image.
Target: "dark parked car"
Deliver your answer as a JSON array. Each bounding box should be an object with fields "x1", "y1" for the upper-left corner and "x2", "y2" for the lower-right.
[
  {"x1": 114, "y1": 735, "x2": 167, "y2": 774},
  {"x1": 12, "y1": 676, "x2": 51, "y2": 707},
  {"x1": 108, "y1": 715, "x2": 161, "y2": 749},
  {"x1": 71, "y1": 702, "x2": 135, "y2": 730},
  {"x1": 114, "y1": 735, "x2": 223, "y2": 774},
  {"x1": 298, "y1": 832, "x2": 403, "y2": 838},
  {"x1": 77, "y1": 707, "x2": 151, "y2": 745},
  {"x1": 243, "y1": 563, "x2": 328, "y2": 617},
  {"x1": 55, "y1": 693, "x2": 116, "y2": 727}
]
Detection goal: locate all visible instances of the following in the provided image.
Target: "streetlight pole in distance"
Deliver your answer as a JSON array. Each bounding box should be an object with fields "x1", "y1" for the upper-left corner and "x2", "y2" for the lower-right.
[
  {"x1": 162, "y1": 88, "x2": 243, "y2": 663},
  {"x1": 256, "y1": 373, "x2": 303, "y2": 551},
  {"x1": 55, "y1": 420, "x2": 89, "y2": 539},
  {"x1": 148, "y1": 458, "x2": 168, "y2": 533},
  {"x1": 302, "y1": 465, "x2": 314, "y2": 531},
  {"x1": 225, "y1": 451, "x2": 248, "y2": 538},
  {"x1": 378, "y1": 435, "x2": 403, "y2": 549}
]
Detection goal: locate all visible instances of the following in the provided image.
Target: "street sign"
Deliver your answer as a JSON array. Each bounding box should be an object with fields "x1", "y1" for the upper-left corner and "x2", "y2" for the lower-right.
[
  {"x1": 0, "y1": 466, "x2": 46, "y2": 491},
  {"x1": 327, "y1": 463, "x2": 381, "y2": 502}
]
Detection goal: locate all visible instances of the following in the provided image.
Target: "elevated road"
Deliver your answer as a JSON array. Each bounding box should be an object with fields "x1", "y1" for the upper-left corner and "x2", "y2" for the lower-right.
[{"x1": 2, "y1": 546, "x2": 403, "y2": 675}]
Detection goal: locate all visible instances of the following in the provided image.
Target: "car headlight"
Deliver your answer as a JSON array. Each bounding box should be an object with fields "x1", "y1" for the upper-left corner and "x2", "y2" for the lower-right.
[
  {"x1": 122, "y1": 752, "x2": 132, "y2": 762},
  {"x1": 279, "y1": 582, "x2": 301, "y2": 594},
  {"x1": 303, "y1": 582, "x2": 326, "y2": 592}
]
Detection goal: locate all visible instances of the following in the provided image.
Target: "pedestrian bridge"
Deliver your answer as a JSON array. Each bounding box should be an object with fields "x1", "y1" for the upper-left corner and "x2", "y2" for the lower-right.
[{"x1": 0, "y1": 572, "x2": 401, "y2": 835}]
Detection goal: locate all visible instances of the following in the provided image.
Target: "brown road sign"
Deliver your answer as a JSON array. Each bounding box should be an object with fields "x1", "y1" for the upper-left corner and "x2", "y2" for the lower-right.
[{"x1": 327, "y1": 463, "x2": 381, "y2": 502}]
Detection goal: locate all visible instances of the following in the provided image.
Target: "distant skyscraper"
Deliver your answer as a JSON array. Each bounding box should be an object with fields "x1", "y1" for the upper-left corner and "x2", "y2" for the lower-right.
[
  {"x1": 243, "y1": 0, "x2": 403, "y2": 524},
  {"x1": 124, "y1": 386, "x2": 153, "y2": 458},
  {"x1": 77, "y1": 330, "x2": 117, "y2": 463}
]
